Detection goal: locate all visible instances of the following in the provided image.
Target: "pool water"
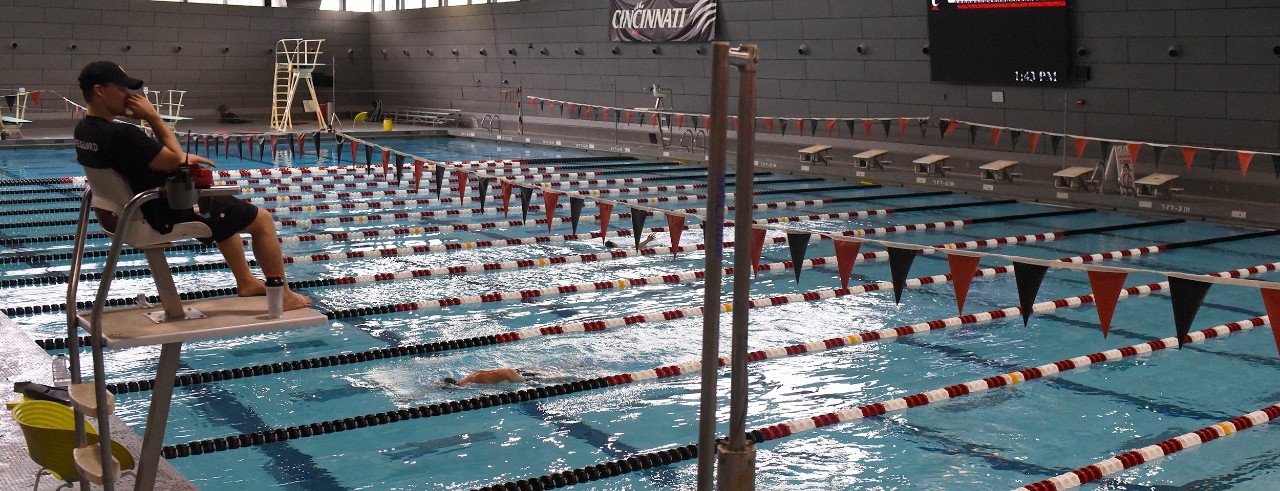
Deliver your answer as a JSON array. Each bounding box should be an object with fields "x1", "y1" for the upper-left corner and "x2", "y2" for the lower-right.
[{"x1": 2, "y1": 136, "x2": 1279, "y2": 490}]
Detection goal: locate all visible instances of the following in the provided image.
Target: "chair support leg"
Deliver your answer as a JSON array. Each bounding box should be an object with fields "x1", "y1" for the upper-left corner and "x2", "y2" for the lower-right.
[
  {"x1": 142, "y1": 249, "x2": 184, "y2": 321},
  {"x1": 134, "y1": 342, "x2": 182, "y2": 491}
]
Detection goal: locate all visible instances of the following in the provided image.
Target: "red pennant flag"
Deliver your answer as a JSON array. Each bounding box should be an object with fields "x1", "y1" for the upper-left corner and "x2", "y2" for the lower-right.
[
  {"x1": 598, "y1": 202, "x2": 614, "y2": 243},
  {"x1": 501, "y1": 180, "x2": 514, "y2": 217},
  {"x1": 567, "y1": 104, "x2": 576, "y2": 117},
  {"x1": 412, "y1": 160, "x2": 424, "y2": 192},
  {"x1": 990, "y1": 128, "x2": 1003, "y2": 147},
  {"x1": 825, "y1": 119, "x2": 837, "y2": 137},
  {"x1": 898, "y1": 118, "x2": 909, "y2": 137},
  {"x1": 1127, "y1": 143, "x2": 1143, "y2": 166},
  {"x1": 381, "y1": 149, "x2": 391, "y2": 174},
  {"x1": 583, "y1": 106, "x2": 592, "y2": 120},
  {"x1": 269, "y1": 134, "x2": 278, "y2": 155},
  {"x1": 543, "y1": 190, "x2": 559, "y2": 232},
  {"x1": 1073, "y1": 137, "x2": 1089, "y2": 158},
  {"x1": 666, "y1": 214, "x2": 686, "y2": 257},
  {"x1": 298, "y1": 133, "x2": 306, "y2": 155},
  {"x1": 603, "y1": 108, "x2": 611, "y2": 121},
  {"x1": 795, "y1": 118, "x2": 805, "y2": 136},
  {"x1": 350, "y1": 141, "x2": 358, "y2": 164},
  {"x1": 943, "y1": 120, "x2": 959, "y2": 137},
  {"x1": 862, "y1": 119, "x2": 874, "y2": 136},
  {"x1": 765, "y1": 118, "x2": 774, "y2": 134},
  {"x1": 750, "y1": 228, "x2": 767, "y2": 276},
  {"x1": 1087, "y1": 270, "x2": 1128, "y2": 338},
  {"x1": 731, "y1": 116, "x2": 739, "y2": 132},
  {"x1": 1028, "y1": 132, "x2": 1042, "y2": 153},
  {"x1": 1181, "y1": 147, "x2": 1197, "y2": 168},
  {"x1": 676, "y1": 114, "x2": 685, "y2": 128},
  {"x1": 947, "y1": 254, "x2": 982, "y2": 315},
  {"x1": 652, "y1": 113, "x2": 660, "y2": 126},
  {"x1": 702, "y1": 115, "x2": 709, "y2": 129},
  {"x1": 1260, "y1": 288, "x2": 1280, "y2": 357},
  {"x1": 224, "y1": 136, "x2": 232, "y2": 155},
  {"x1": 29, "y1": 90, "x2": 41, "y2": 105},
  {"x1": 833, "y1": 240, "x2": 862, "y2": 290},
  {"x1": 625, "y1": 110, "x2": 633, "y2": 124},
  {"x1": 1238, "y1": 151, "x2": 1255, "y2": 176},
  {"x1": 455, "y1": 170, "x2": 470, "y2": 200}
]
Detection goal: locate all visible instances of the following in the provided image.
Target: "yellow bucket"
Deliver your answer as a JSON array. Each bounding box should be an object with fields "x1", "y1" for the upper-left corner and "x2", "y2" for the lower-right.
[{"x1": 383, "y1": 118, "x2": 393, "y2": 131}]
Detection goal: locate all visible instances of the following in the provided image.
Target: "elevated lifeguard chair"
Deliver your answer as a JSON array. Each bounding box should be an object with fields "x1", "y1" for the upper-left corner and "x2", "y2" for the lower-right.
[
  {"x1": 270, "y1": 38, "x2": 328, "y2": 132},
  {"x1": 62, "y1": 168, "x2": 325, "y2": 490},
  {"x1": 142, "y1": 89, "x2": 190, "y2": 130},
  {"x1": 1, "y1": 89, "x2": 34, "y2": 139}
]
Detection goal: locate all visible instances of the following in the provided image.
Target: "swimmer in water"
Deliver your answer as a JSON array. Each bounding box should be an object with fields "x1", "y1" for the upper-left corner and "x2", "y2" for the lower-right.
[{"x1": 605, "y1": 233, "x2": 657, "y2": 250}]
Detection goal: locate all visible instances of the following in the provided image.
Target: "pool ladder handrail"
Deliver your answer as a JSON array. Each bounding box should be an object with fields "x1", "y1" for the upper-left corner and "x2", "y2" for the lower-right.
[
  {"x1": 479, "y1": 114, "x2": 502, "y2": 135},
  {"x1": 64, "y1": 183, "x2": 239, "y2": 491},
  {"x1": 679, "y1": 129, "x2": 707, "y2": 153}
]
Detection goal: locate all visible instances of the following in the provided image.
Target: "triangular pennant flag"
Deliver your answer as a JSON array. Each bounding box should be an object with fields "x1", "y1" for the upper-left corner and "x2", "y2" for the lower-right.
[
  {"x1": 764, "y1": 118, "x2": 774, "y2": 134},
  {"x1": 455, "y1": 170, "x2": 470, "y2": 200},
  {"x1": 862, "y1": 119, "x2": 874, "y2": 136},
  {"x1": 269, "y1": 134, "x2": 277, "y2": 156},
  {"x1": 598, "y1": 202, "x2": 614, "y2": 244},
  {"x1": 539, "y1": 100, "x2": 546, "y2": 111},
  {"x1": 750, "y1": 228, "x2": 767, "y2": 276},
  {"x1": 583, "y1": 105, "x2": 592, "y2": 120},
  {"x1": 937, "y1": 119, "x2": 948, "y2": 138},
  {"x1": 433, "y1": 165, "x2": 445, "y2": 195},
  {"x1": 1238, "y1": 151, "x2": 1255, "y2": 176},
  {"x1": 237, "y1": 136, "x2": 244, "y2": 159},
  {"x1": 381, "y1": 149, "x2": 392, "y2": 175},
  {"x1": 967, "y1": 125, "x2": 978, "y2": 145},
  {"x1": 412, "y1": 160, "x2": 424, "y2": 192},
  {"x1": 887, "y1": 247, "x2": 918, "y2": 304},
  {"x1": 826, "y1": 119, "x2": 837, "y2": 137},
  {"x1": 918, "y1": 118, "x2": 928, "y2": 138},
  {"x1": 630, "y1": 208, "x2": 649, "y2": 248},
  {"x1": 1259, "y1": 288, "x2": 1280, "y2": 357},
  {"x1": 1169, "y1": 275, "x2": 1213, "y2": 348},
  {"x1": 786, "y1": 233, "x2": 812, "y2": 283},
  {"x1": 1050, "y1": 134, "x2": 1063, "y2": 155},
  {"x1": 1087, "y1": 270, "x2": 1128, "y2": 338},
  {"x1": 258, "y1": 135, "x2": 267, "y2": 158},
  {"x1": 334, "y1": 137, "x2": 343, "y2": 163},
  {"x1": 833, "y1": 240, "x2": 862, "y2": 290},
  {"x1": 501, "y1": 180, "x2": 514, "y2": 217},
  {"x1": 1127, "y1": 143, "x2": 1143, "y2": 167},
  {"x1": 210, "y1": 136, "x2": 219, "y2": 156},
  {"x1": 899, "y1": 118, "x2": 909, "y2": 137},
  {"x1": 947, "y1": 253, "x2": 981, "y2": 315},
  {"x1": 350, "y1": 140, "x2": 358, "y2": 164},
  {"x1": 364, "y1": 144, "x2": 373, "y2": 168},
  {"x1": 3, "y1": 95, "x2": 14, "y2": 110},
  {"x1": 990, "y1": 127, "x2": 1003, "y2": 147},
  {"x1": 1073, "y1": 137, "x2": 1089, "y2": 158},
  {"x1": 810, "y1": 119, "x2": 819, "y2": 136},
  {"x1": 881, "y1": 119, "x2": 892, "y2": 137},
  {"x1": 1152, "y1": 146, "x2": 1168, "y2": 167},
  {"x1": 1028, "y1": 132, "x2": 1041, "y2": 153},
  {"x1": 676, "y1": 113, "x2": 685, "y2": 128},
  {"x1": 1099, "y1": 140, "x2": 1114, "y2": 160},
  {"x1": 567, "y1": 104, "x2": 576, "y2": 118},
  {"x1": 604, "y1": 107, "x2": 612, "y2": 122},
  {"x1": 519, "y1": 186, "x2": 535, "y2": 222},
  {"x1": 394, "y1": 154, "x2": 404, "y2": 185},
  {"x1": 477, "y1": 178, "x2": 493, "y2": 211},
  {"x1": 794, "y1": 118, "x2": 805, "y2": 136},
  {"x1": 29, "y1": 91, "x2": 41, "y2": 105},
  {"x1": 1273, "y1": 154, "x2": 1280, "y2": 178},
  {"x1": 944, "y1": 120, "x2": 960, "y2": 138},
  {"x1": 845, "y1": 119, "x2": 857, "y2": 137},
  {"x1": 542, "y1": 190, "x2": 559, "y2": 232},
  {"x1": 731, "y1": 116, "x2": 739, "y2": 132},
  {"x1": 297, "y1": 132, "x2": 306, "y2": 155},
  {"x1": 313, "y1": 131, "x2": 321, "y2": 156},
  {"x1": 224, "y1": 136, "x2": 232, "y2": 156},
  {"x1": 559, "y1": 103, "x2": 565, "y2": 117},
  {"x1": 1009, "y1": 130, "x2": 1022, "y2": 149},
  {"x1": 569, "y1": 197, "x2": 585, "y2": 234},
  {"x1": 287, "y1": 133, "x2": 295, "y2": 155},
  {"x1": 652, "y1": 113, "x2": 660, "y2": 126},
  {"x1": 1206, "y1": 150, "x2": 1222, "y2": 172},
  {"x1": 666, "y1": 214, "x2": 686, "y2": 257},
  {"x1": 625, "y1": 110, "x2": 633, "y2": 124},
  {"x1": 779, "y1": 119, "x2": 788, "y2": 135},
  {"x1": 702, "y1": 115, "x2": 709, "y2": 129},
  {"x1": 1013, "y1": 261, "x2": 1050, "y2": 326}
]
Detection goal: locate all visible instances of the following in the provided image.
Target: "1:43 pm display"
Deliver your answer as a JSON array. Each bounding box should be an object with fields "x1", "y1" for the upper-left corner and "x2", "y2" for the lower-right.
[{"x1": 1013, "y1": 70, "x2": 1059, "y2": 83}]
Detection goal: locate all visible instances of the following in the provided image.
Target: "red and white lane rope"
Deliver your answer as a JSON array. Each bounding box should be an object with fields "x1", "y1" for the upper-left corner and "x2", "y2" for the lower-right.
[
  {"x1": 747, "y1": 316, "x2": 1272, "y2": 446},
  {"x1": 1013, "y1": 398, "x2": 1280, "y2": 491},
  {"x1": 243, "y1": 181, "x2": 710, "y2": 198}
]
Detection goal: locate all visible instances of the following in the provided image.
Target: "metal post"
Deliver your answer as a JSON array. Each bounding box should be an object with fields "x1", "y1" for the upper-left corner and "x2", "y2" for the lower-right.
[
  {"x1": 134, "y1": 342, "x2": 183, "y2": 491},
  {"x1": 695, "y1": 41, "x2": 731, "y2": 491},
  {"x1": 720, "y1": 43, "x2": 759, "y2": 491}
]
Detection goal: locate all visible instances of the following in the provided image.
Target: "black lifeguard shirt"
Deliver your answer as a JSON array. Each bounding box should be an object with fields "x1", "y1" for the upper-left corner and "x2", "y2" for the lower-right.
[{"x1": 73, "y1": 115, "x2": 176, "y2": 233}]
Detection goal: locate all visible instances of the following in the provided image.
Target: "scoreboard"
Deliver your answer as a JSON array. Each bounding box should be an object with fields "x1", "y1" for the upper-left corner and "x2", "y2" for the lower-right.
[{"x1": 926, "y1": 0, "x2": 1072, "y2": 86}]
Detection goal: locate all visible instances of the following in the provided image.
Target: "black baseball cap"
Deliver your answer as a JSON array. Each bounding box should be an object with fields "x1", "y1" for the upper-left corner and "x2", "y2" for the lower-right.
[{"x1": 78, "y1": 61, "x2": 144, "y2": 92}]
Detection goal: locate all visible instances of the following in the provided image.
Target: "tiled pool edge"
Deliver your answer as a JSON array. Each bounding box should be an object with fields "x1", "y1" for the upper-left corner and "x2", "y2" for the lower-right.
[{"x1": 0, "y1": 311, "x2": 199, "y2": 491}]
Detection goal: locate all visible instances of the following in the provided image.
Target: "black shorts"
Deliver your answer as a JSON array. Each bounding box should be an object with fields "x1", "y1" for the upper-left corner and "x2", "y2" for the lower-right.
[{"x1": 186, "y1": 196, "x2": 260, "y2": 244}]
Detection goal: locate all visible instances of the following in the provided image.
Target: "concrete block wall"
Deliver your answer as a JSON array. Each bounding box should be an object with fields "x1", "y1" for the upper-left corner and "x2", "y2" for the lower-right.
[
  {"x1": 0, "y1": 0, "x2": 373, "y2": 121},
  {"x1": 367, "y1": 0, "x2": 1280, "y2": 156}
]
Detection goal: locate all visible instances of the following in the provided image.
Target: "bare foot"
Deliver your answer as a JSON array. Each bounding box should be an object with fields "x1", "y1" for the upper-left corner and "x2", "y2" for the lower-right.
[
  {"x1": 238, "y1": 279, "x2": 266, "y2": 297},
  {"x1": 283, "y1": 290, "x2": 312, "y2": 311}
]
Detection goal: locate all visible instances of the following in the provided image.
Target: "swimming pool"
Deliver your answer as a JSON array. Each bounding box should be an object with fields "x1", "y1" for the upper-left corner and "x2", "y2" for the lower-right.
[{"x1": 3, "y1": 136, "x2": 1279, "y2": 490}]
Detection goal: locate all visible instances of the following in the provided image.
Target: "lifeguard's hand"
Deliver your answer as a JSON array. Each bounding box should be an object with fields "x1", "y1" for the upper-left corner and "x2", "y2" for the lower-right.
[
  {"x1": 125, "y1": 93, "x2": 161, "y2": 121},
  {"x1": 188, "y1": 155, "x2": 218, "y2": 168}
]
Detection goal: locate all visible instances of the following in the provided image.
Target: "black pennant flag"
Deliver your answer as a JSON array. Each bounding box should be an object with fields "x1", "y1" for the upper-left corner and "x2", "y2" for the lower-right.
[
  {"x1": 937, "y1": 119, "x2": 948, "y2": 139},
  {"x1": 433, "y1": 165, "x2": 445, "y2": 195},
  {"x1": 335, "y1": 138, "x2": 344, "y2": 163},
  {"x1": 809, "y1": 119, "x2": 819, "y2": 136},
  {"x1": 845, "y1": 119, "x2": 857, "y2": 137},
  {"x1": 313, "y1": 131, "x2": 321, "y2": 155},
  {"x1": 519, "y1": 187, "x2": 535, "y2": 221},
  {"x1": 1169, "y1": 276, "x2": 1213, "y2": 348},
  {"x1": 1050, "y1": 135, "x2": 1063, "y2": 155},
  {"x1": 364, "y1": 144, "x2": 373, "y2": 168},
  {"x1": 213, "y1": 136, "x2": 220, "y2": 156},
  {"x1": 786, "y1": 233, "x2": 812, "y2": 283},
  {"x1": 630, "y1": 208, "x2": 649, "y2": 248},
  {"x1": 887, "y1": 247, "x2": 918, "y2": 304},
  {"x1": 1010, "y1": 130, "x2": 1022, "y2": 149},
  {"x1": 1153, "y1": 145, "x2": 1168, "y2": 167},
  {"x1": 394, "y1": 154, "x2": 404, "y2": 185},
  {"x1": 917, "y1": 118, "x2": 928, "y2": 138},
  {"x1": 286, "y1": 133, "x2": 296, "y2": 156},
  {"x1": 1272, "y1": 154, "x2": 1280, "y2": 178},
  {"x1": 257, "y1": 136, "x2": 266, "y2": 158},
  {"x1": 779, "y1": 119, "x2": 789, "y2": 135},
  {"x1": 1099, "y1": 140, "x2": 1114, "y2": 159},
  {"x1": 1207, "y1": 150, "x2": 1222, "y2": 172},
  {"x1": 569, "y1": 197, "x2": 585, "y2": 234},
  {"x1": 3, "y1": 95, "x2": 14, "y2": 110},
  {"x1": 967, "y1": 125, "x2": 978, "y2": 146},
  {"x1": 237, "y1": 136, "x2": 244, "y2": 159},
  {"x1": 477, "y1": 178, "x2": 492, "y2": 211},
  {"x1": 881, "y1": 119, "x2": 892, "y2": 137},
  {"x1": 1013, "y1": 261, "x2": 1050, "y2": 326}
]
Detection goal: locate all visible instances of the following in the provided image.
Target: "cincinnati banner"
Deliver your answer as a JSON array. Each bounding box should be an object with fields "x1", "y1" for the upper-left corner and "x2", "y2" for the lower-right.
[{"x1": 610, "y1": 0, "x2": 717, "y2": 42}]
